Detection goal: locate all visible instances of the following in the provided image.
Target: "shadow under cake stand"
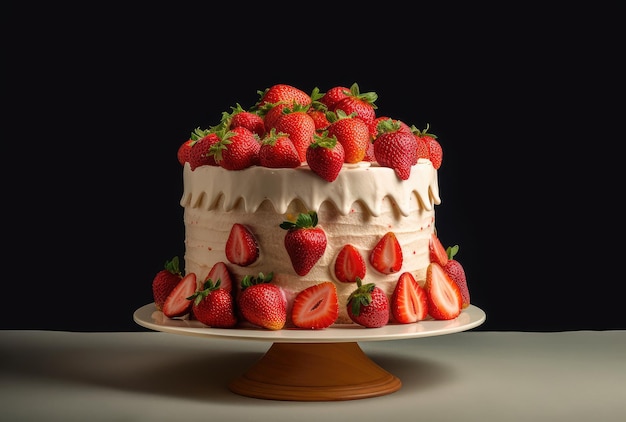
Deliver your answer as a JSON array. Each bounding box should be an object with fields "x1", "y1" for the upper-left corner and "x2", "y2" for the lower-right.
[{"x1": 134, "y1": 303, "x2": 486, "y2": 401}]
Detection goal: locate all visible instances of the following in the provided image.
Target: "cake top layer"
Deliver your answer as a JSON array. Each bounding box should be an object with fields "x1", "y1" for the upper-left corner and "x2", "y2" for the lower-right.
[{"x1": 181, "y1": 160, "x2": 440, "y2": 217}]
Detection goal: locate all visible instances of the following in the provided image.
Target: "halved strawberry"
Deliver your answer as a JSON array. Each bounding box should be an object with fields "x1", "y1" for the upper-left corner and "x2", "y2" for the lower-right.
[
  {"x1": 390, "y1": 272, "x2": 428, "y2": 324},
  {"x1": 369, "y1": 232, "x2": 403, "y2": 274},
  {"x1": 334, "y1": 244, "x2": 366, "y2": 283},
  {"x1": 206, "y1": 261, "x2": 233, "y2": 293},
  {"x1": 225, "y1": 223, "x2": 259, "y2": 267},
  {"x1": 162, "y1": 273, "x2": 198, "y2": 318},
  {"x1": 424, "y1": 262, "x2": 462, "y2": 320},
  {"x1": 429, "y1": 232, "x2": 449, "y2": 266},
  {"x1": 291, "y1": 282, "x2": 339, "y2": 329}
]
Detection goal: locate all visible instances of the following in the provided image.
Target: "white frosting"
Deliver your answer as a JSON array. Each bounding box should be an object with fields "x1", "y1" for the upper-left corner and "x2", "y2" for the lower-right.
[
  {"x1": 181, "y1": 160, "x2": 440, "y2": 217},
  {"x1": 180, "y1": 160, "x2": 441, "y2": 325}
]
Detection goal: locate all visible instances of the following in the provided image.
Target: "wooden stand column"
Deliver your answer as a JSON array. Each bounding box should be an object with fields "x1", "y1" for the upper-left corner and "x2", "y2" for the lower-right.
[{"x1": 228, "y1": 342, "x2": 402, "y2": 401}]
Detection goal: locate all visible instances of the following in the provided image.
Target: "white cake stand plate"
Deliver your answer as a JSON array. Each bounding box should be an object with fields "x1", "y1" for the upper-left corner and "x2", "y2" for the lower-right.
[{"x1": 134, "y1": 303, "x2": 486, "y2": 401}]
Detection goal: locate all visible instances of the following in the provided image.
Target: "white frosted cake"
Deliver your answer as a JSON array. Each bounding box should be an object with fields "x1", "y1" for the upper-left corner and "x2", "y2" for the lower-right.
[
  {"x1": 181, "y1": 160, "x2": 440, "y2": 324},
  {"x1": 151, "y1": 82, "x2": 469, "y2": 329}
]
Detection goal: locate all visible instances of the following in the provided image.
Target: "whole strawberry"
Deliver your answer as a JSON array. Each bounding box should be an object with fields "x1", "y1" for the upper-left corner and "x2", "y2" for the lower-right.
[
  {"x1": 238, "y1": 272, "x2": 286, "y2": 330},
  {"x1": 306, "y1": 132, "x2": 345, "y2": 182},
  {"x1": 347, "y1": 278, "x2": 390, "y2": 328},
  {"x1": 332, "y1": 83, "x2": 378, "y2": 125},
  {"x1": 188, "y1": 129, "x2": 220, "y2": 170},
  {"x1": 319, "y1": 85, "x2": 351, "y2": 111},
  {"x1": 152, "y1": 256, "x2": 183, "y2": 311},
  {"x1": 225, "y1": 103, "x2": 266, "y2": 138},
  {"x1": 280, "y1": 211, "x2": 327, "y2": 276},
  {"x1": 177, "y1": 138, "x2": 194, "y2": 166},
  {"x1": 273, "y1": 104, "x2": 316, "y2": 162},
  {"x1": 413, "y1": 124, "x2": 442, "y2": 169},
  {"x1": 188, "y1": 279, "x2": 237, "y2": 328},
  {"x1": 210, "y1": 126, "x2": 261, "y2": 170},
  {"x1": 444, "y1": 245, "x2": 470, "y2": 308},
  {"x1": 255, "y1": 84, "x2": 312, "y2": 109},
  {"x1": 307, "y1": 86, "x2": 331, "y2": 132},
  {"x1": 327, "y1": 110, "x2": 370, "y2": 163},
  {"x1": 374, "y1": 119, "x2": 418, "y2": 180},
  {"x1": 258, "y1": 128, "x2": 301, "y2": 169}
]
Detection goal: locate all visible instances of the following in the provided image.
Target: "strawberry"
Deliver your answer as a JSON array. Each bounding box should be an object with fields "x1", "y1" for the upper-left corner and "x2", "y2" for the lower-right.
[
  {"x1": 238, "y1": 272, "x2": 286, "y2": 330},
  {"x1": 273, "y1": 104, "x2": 316, "y2": 162},
  {"x1": 307, "y1": 86, "x2": 331, "y2": 132},
  {"x1": 308, "y1": 108, "x2": 331, "y2": 132},
  {"x1": 210, "y1": 126, "x2": 260, "y2": 170},
  {"x1": 363, "y1": 141, "x2": 376, "y2": 162},
  {"x1": 444, "y1": 245, "x2": 470, "y2": 308},
  {"x1": 291, "y1": 281, "x2": 339, "y2": 329},
  {"x1": 280, "y1": 211, "x2": 327, "y2": 276},
  {"x1": 225, "y1": 103, "x2": 266, "y2": 138},
  {"x1": 206, "y1": 261, "x2": 233, "y2": 293},
  {"x1": 258, "y1": 128, "x2": 301, "y2": 168},
  {"x1": 390, "y1": 272, "x2": 428, "y2": 324},
  {"x1": 225, "y1": 223, "x2": 259, "y2": 267},
  {"x1": 306, "y1": 132, "x2": 345, "y2": 182},
  {"x1": 188, "y1": 278, "x2": 237, "y2": 328},
  {"x1": 188, "y1": 129, "x2": 220, "y2": 170},
  {"x1": 327, "y1": 110, "x2": 370, "y2": 163},
  {"x1": 152, "y1": 256, "x2": 183, "y2": 311},
  {"x1": 424, "y1": 262, "x2": 462, "y2": 320},
  {"x1": 369, "y1": 232, "x2": 403, "y2": 274},
  {"x1": 334, "y1": 244, "x2": 366, "y2": 283},
  {"x1": 319, "y1": 85, "x2": 351, "y2": 111},
  {"x1": 177, "y1": 138, "x2": 194, "y2": 166},
  {"x1": 428, "y1": 232, "x2": 449, "y2": 267},
  {"x1": 162, "y1": 273, "x2": 198, "y2": 318},
  {"x1": 373, "y1": 118, "x2": 418, "y2": 180},
  {"x1": 260, "y1": 102, "x2": 290, "y2": 132},
  {"x1": 369, "y1": 117, "x2": 412, "y2": 142},
  {"x1": 347, "y1": 278, "x2": 390, "y2": 328},
  {"x1": 414, "y1": 124, "x2": 442, "y2": 169},
  {"x1": 332, "y1": 83, "x2": 378, "y2": 125},
  {"x1": 256, "y1": 84, "x2": 312, "y2": 109}
]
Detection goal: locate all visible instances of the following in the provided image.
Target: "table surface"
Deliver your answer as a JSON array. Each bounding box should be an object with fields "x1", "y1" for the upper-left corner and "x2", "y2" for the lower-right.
[{"x1": 1, "y1": 329, "x2": 625, "y2": 422}]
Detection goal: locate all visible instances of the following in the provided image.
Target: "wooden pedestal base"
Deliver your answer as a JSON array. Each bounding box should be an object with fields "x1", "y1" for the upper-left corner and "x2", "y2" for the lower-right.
[{"x1": 228, "y1": 342, "x2": 402, "y2": 401}]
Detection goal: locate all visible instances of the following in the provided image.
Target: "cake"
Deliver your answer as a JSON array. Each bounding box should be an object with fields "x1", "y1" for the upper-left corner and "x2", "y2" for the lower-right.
[{"x1": 151, "y1": 83, "x2": 470, "y2": 329}]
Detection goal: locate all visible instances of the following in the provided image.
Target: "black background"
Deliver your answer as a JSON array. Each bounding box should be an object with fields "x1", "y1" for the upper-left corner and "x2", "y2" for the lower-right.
[{"x1": 4, "y1": 5, "x2": 623, "y2": 332}]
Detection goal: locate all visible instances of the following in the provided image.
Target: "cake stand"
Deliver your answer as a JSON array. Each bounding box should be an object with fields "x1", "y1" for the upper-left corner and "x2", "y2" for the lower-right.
[{"x1": 134, "y1": 303, "x2": 486, "y2": 401}]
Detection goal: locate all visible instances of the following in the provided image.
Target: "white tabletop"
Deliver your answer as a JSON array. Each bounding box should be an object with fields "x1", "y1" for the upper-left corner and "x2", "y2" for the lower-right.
[{"x1": 1, "y1": 330, "x2": 625, "y2": 421}]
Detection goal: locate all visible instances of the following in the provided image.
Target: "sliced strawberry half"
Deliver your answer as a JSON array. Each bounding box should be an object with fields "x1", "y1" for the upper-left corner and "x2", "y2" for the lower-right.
[
  {"x1": 162, "y1": 273, "x2": 198, "y2": 318},
  {"x1": 424, "y1": 262, "x2": 462, "y2": 320},
  {"x1": 369, "y1": 232, "x2": 403, "y2": 274},
  {"x1": 206, "y1": 261, "x2": 233, "y2": 293},
  {"x1": 390, "y1": 272, "x2": 428, "y2": 323},
  {"x1": 291, "y1": 281, "x2": 339, "y2": 329},
  {"x1": 428, "y1": 232, "x2": 448, "y2": 266},
  {"x1": 334, "y1": 244, "x2": 366, "y2": 283},
  {"x1": 225, "y1": 223, "x2": 259, "y2": 267}
]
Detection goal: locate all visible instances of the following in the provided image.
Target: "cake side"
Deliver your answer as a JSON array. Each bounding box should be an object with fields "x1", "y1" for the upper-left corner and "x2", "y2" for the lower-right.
[{"x1": 181, "y1": 160, "x2": 440, "y2": 324}]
